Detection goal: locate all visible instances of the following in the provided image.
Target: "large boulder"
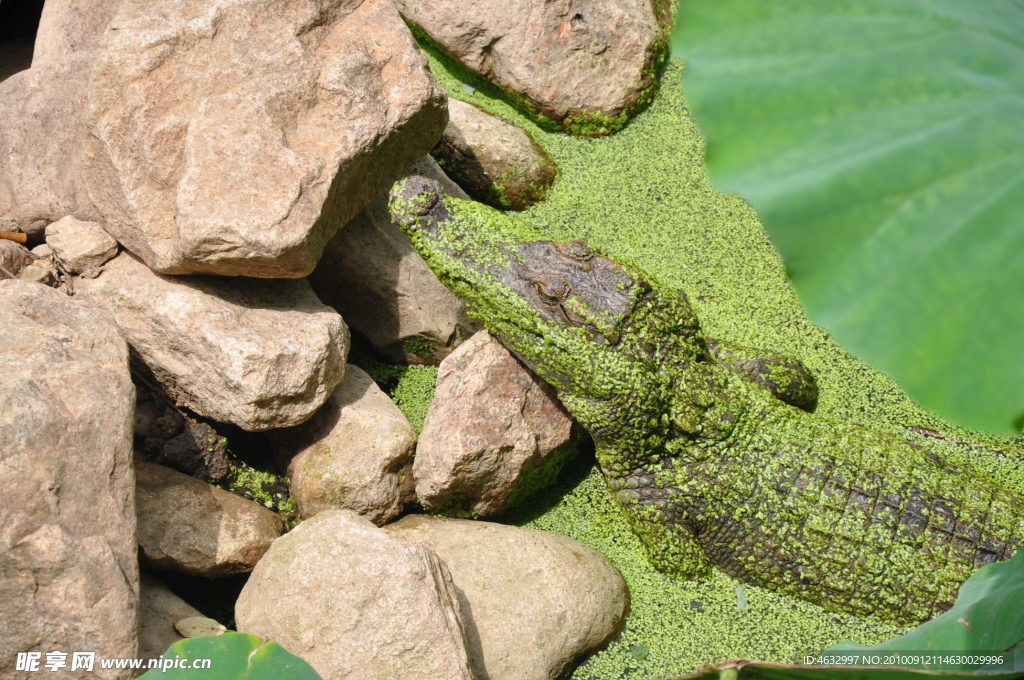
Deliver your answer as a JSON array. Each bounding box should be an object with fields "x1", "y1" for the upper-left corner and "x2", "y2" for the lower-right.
[
  {"x1": 236, "y1": 510, "x2": 479, "y2": 680},
  {"x1": 415, "y1": 330, "x2": 582, "y2": 516},
  {"x1": 394, "y1": 0, "x2": 671, "y2": 135},
  {"x1": 386, "y1": 516, "x2": 629, "y2": 680},
  {"x1": 82, "y1": 0, "x2": 448, "y2": 277},
  {"x1": 77, "y1": 252, "x2": 348, "y2": 431},
  {"x1": 0, "y1": 280, "x2": 138, "y2": 679},
  {"x1": 310, "y1": 156, "x2": 478, "y2": 364},
  {"x1": 135, "y1": 462, "x2": 284, "y2": 577},
  {"x1": 269, "y1": 366, "x2": 416, "y2": 525},
  {"x1": 0, "y1": 54, "x2": 95, "y2": 238},
  {"x1": 434, "y1": 99, "x2": 557, "y2": 210}
]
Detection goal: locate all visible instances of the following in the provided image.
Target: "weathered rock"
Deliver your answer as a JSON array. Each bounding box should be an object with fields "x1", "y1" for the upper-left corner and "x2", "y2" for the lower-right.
[
  {"x1": 394, "y1": 0, "x2": 671, "y2": 135},
  {"x1": 236, "y1": 509, "x2": 479, "y2": 680},
  {"x1": 45, "y1": 215, "x2": 118, "y2": 274},
  {"x1": 135, "y1": 461, "x2": 284, "y2": 577},
  {"x1": 32, "y1": 0, "x2": 120, "y2": 65},
  {"x1": 30, "y1": 243, "x2": 53, "y2": 259},
  {"x1": 387, "y1": 516, "x2": 629, "y2": 680},
  {"x1": 82, "y1": 0, "x2": 448, "y2": 277},
  {"x1": 16, "y1": 258, "x2": 59, "y2": 287},
  {"x1": 416, "y1": 330, "x2": 581, "y2": 516},
  {"x1": 0, "y1": 280, "x2": 137, "y2": 679},
  {"x1": 0, "y1": 54, "x2": 94, "y2": 238},
  {"x1": 0, "y1": 239, "x2": 33, "y2": 278},
  {"x1": 138, "y1": 572, "x2": 204, "y2": 659},
  {"x1": 76, "y1": 252, "x2": 349, "y2": 431},
  {"x1": 269, "y1": 365, "x2": 416, "y2": 524},
  {"x1": 434, "y1": 99, "x2": 557, "y2": 210},
  {"x1": 309, "y1": 155, "x2": 478, "y2": 363}
]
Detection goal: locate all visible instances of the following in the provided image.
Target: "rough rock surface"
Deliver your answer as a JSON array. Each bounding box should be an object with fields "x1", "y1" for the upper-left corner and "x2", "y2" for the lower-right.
[
  {"x1": 16, "y1": 258, "x2": 59, "y2": 287},
  {"x1": 135, "y1": 461, "x2": 284, "y2": 577},
  {"x1": 269, "y1": 366, "x2": 416, "y2": 525},
  {"x1": 394, "y1": 0, "x2": 670, "y2": 134},
  {"x1": 138, "y1": 572, "x2": 204, "y2": 659},
  {"x1": 82, "y1": 0, "x2": 448, "y2": 277},
  {"x1": 434, "y1": 99, "x2": 557, "y2": 210},
  {"x1": 32, "y1": 0, "x2": 120, "y2": 65},
  {"x1": 310, "y1": 155, "x2": 478, "y2": 363},
  {"x1": 236, "y1": 509, "x2": 479, "y2": 680},
  {"x1": 0, "y1": 280, "x2": 138, "y2": 679},
  {"x1": 386, "y1": 516, "x2": 629, "y2": 680},
  {"x1": 45, "y1": 215, "x2": 118, "y2": 273},
  {"x1": 416, "y1": 330, "x2": 581, "y2": 516},
  {"x1": 0, "y1": 239, "x2": 34, "y2": 278},
  {"x1": 0, "y1": 54, "x2": 95, "y2": 238},
  {"x1": 77, "y1": 252, "x2": 349, "y2": 431}
]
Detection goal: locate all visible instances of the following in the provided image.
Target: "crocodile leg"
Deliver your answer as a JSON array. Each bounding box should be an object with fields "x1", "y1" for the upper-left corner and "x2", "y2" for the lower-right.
[
  {"x1": 705, "y1": 337, "x2": 818, "y2": 412},
  {"x1": 598, "y1": 446, "x2": 714, "y2": 580}
]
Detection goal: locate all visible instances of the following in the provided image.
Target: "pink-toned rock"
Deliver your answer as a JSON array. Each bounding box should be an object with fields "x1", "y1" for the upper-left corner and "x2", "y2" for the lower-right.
[
  {"x1": 386, "y1": 516, "x2": 629, "y2": 680},
  {"x1": 135, "y1": 462, "x2": 284, "y2": 577},
  {"x1": 415, "y1": 330, "x2": 582, "y2": 516},
  {"x1": 269, "y1": 365, "x2": 417, "y2": 525},
  {"x1": 310, "y1": 155, "x2": 478, "y2": 363},
  {"x1": 45, "y1": 215, "x2": 118, "y2": 274},
  {"x1": 0, "y1": 280, "x2": 137, "y2": 680},
  {"x1": 76, "y1": 252, "x2": 348, "y2": 431},
  {"x1": 82, "y1": 0, "x2": 447, "y2": 277},
  {"x1": 236, "y1": 509, "x2": 479, "y2": 680},
  {"x1": 394, "y1": 0, "x2": 672, "y2": 135},
  {"x1": 32, "y1": 0, "x2": 120, "y2": 65},
  {"x1": 0, "y1": 54, "x2": 94, "y2": 238}
]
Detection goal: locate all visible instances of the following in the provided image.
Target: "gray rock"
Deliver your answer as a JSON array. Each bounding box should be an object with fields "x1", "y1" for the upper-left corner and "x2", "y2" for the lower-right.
[
  {"x1": 386, "y1": 516, "x2": 629, "y2": 680},
  {"x1": 45, "y1": 215, "x2": 119, "y2": 274},
  {"x1": 394, "y1": 0, "x2": 671, "y2": 135},
  {"x1": 82, "y1": 0, "x2": 448, "y2": 277},
  {"x1": 135, "y1": 461, "x2": 284, "y2": 577},
  {"x1": 76, "y1": 252, "x2": 348, "y2": 431},
  {"x1": 415, "y1": 330, "x2": 581, "y2": 516},
  {"x1": 0, "y1": 280, "x2": 137, "y2": 679},
  {"x1": 310, "y1": 156, "x2": 478, "y2": 364},
  {"x1": 236, "y1": 509, "x2": 479, "y2": 680},
  {"x1": 138, "y1": 572, "x2": 204, "y2": 659},
  {"x1": 435, "y1": 99, "x2": 557, "y2": 210},
  {"x1": 269, "y1": 365, "x2": 416, "y2": 524}
]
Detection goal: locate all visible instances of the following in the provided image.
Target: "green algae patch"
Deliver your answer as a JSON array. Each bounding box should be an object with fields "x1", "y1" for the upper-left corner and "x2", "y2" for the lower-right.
[
  {"x1": 354, "y1": 351, "x2": 438, "y2": 435},
  {"x1": 417, "y1": 42, "x2": 1024, "y2": 679}
]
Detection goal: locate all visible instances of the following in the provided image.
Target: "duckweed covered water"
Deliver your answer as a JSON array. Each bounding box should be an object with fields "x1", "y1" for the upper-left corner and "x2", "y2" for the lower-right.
[{"x1": 374, "y1": 42, "x2": 1024, "y2": 680}]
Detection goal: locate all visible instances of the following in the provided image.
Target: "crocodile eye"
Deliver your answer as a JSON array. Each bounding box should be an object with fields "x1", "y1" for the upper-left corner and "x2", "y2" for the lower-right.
[
  {"x1": 532, "y1": 275, "x2": 570, "y2": 305},
  {"x1": 563, "y1": 240, "x2": 594, "y2": 262}
]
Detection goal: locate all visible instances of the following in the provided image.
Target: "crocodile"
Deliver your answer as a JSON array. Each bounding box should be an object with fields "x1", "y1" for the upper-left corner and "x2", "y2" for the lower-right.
[{"x1": 388, "y1": 176, "x2": 1024, "y2": 624}]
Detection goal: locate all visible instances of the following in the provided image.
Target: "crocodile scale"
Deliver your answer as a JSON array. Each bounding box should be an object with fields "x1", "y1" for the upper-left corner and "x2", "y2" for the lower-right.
[{"x1": 389, "y1": 176, "x2": 1024, "y2": 624}]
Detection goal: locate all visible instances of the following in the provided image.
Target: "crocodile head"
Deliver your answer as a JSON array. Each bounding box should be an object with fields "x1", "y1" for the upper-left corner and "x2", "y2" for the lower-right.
[{"x1": 388, "y1": 176, "x2": 707, "y2": 397}]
